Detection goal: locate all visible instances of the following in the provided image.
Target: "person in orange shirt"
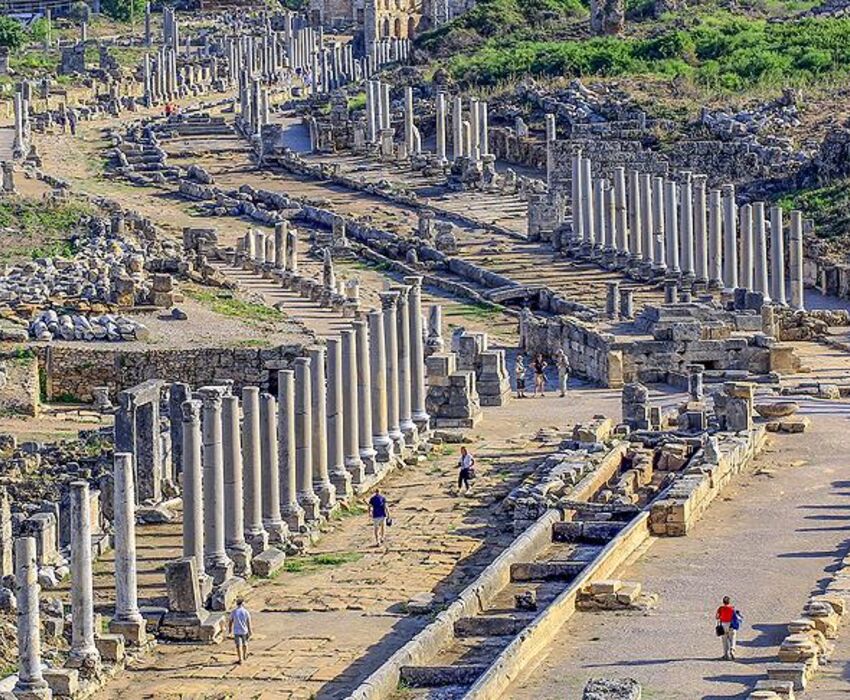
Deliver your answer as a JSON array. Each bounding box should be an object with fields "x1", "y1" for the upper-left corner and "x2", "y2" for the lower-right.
[{"x1": 715, "y1": 595, "x2": 738, "y2": 659}]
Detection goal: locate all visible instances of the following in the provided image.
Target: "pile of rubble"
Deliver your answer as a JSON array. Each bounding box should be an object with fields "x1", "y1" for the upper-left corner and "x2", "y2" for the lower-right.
[
  {"x1": 28, "y1": 310, "x2": 149, "y2": 342},
  {"x1": 577, "y1": 578, "x2": 657, "y2": 611},
  {"x1": 582, "y1": 678, "x2": 642, "y2": 700}
]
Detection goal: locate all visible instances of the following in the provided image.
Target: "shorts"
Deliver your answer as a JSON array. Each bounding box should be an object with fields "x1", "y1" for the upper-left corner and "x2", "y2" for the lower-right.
[
  {"x1": 373, "y1": 516, "x2": 386, "y2": 526},
  {"x1": 234, "y1": 633, "x2": 249, "y2": 645}
]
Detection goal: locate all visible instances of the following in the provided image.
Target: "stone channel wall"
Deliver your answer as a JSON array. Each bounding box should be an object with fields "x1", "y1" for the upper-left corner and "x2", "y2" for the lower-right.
[
  {"x1": 38, "y1": 343, "x2": 304, "y2": 402},
  {"x1": 0, "y1": 348, "x2": 40, "y2": 416}
]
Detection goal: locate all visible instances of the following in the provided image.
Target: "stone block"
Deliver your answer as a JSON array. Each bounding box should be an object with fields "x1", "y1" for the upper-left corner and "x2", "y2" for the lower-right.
[
  {"x1": 616, "y1": 581, "x2": 643, "y2": 605},
  {"x1": 767, "y1": 662, "x2": 809, "y2": 691},
  {"x1": 515, "y1": 589, "x2": 537, "y2": 611},
  {"x1": 139, "y1": 606, "x2": 167, "y2": 634},
  {"x1": 209, "y1": 576, "x2": 250, "y2": 612},
  {"x1": 754, "y1": 680, "x2": 795, "y2": 700},
  {"x1": 590, "y1": 579, "x2": 622, "y2": 596},
  {"x1": 43, "y1": 667, "x2": 79, "y2": 696},
  {"x1": 95, "y1": 633, "x2": 126, "y2": 663},
  {"x1": 108, "y1": 618, "x2": 147, "y2": 646},
  {"x1": 252, "y1": 547, "x2": 286, "y2": 578},
  {"x1": 165, "y1": 557, "x2": 203, "y2": 614},
  {"x1": 779, "y1": 417, "x2": 810, "y2": 433}
]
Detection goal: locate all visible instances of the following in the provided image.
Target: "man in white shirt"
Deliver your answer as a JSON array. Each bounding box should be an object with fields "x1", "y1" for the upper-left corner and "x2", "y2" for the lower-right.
[{"x1": 228, "y1": 598, "x2": 252, "y2": 664}]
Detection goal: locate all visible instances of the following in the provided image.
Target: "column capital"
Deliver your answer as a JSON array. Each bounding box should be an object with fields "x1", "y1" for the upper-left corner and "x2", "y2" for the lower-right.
[
  {"x1": 391, "y1": 284, "x2": 410, "y2": 303},
  {"x1": 197, "y1": 386, "x2": 226, "y2": 409},
  {"x1": 403, "y1": 275, "x2": 423, "y2": 290},
  {"x1": 379, "y1": 290, "x2": 399, "y2": 310},
  {"x1": 693, "y1": 173, "x2": 708, "y2": 187}
]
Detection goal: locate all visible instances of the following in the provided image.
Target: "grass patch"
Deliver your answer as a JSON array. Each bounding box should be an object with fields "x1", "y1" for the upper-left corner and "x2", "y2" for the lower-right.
[
  {"x1": 330, "y1": 502, "x2": 368, "y2": 520},
  {"x1": 445, "y1": 302, "x2": 502, "y2": 322},
  {"x1": 440, "y1": 12, "x2": 850, "y2": 92},
  {"x1": 0, "y1": 198, "x2": 95, "y2": 263},
  {"x1": 183, "y1": 287, "x2": 284, "y2": 325},
  {"x1": 347, "y1": 92, "x2": 366, "y2": 111},
  {"x1": 233, "y1": 338, "x2": 272, "y2": 348},
  {"x1": 282, "y1": 551, "x2": 363, "y2": 574},
  {"x1": 776, "y1": 179, "x2": 850, "y2": 239}
]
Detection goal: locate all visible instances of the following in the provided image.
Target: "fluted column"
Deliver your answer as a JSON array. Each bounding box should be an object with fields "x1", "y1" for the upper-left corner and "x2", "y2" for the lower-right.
[
  {"x1": 664, "y1": 180, "x2": 680, "y2": 275},
  {"x1": 613, "y1": 167, "x2": 628, "y2": 257},
  {"x1": 241, "y1": 387, "x2": 268, "y2": 554},
  {"x1": 309, "y1": 346, "x2": 336, "y2": 508},
  {"x1": 627, "y1": 168, "x2": 641, "y2": 260},
  {"x1": 278, "y1": 370, "x2": 305, "y2": 531},
  {"x1": 753, "y1": 202, "x2": 770, "y2": 301},
  {"x1": 13, "y1": 537, "x2": 51, "y2": 700},
  {"x1": 640, "y1": 172, "x2": 653, "y2": 266},
  {"x1": 581, "y1": 157, "x2": 594, "y2": 247},
  {"x1": 739, "y1": 203, "x2": 754, "y2": 290},
  {"x1": 790, "y1": 210, "x2": 805, "y2": 311},
  {"x1": 111, "y1": 452, "x2": 145, "y2": 643},
  {"x1": 405, "y1": 276, "x2": 430, "y2": 433},
  {"x1": 571, "y1": 148, "x2": 583, "y2": 243},
  {"x1": 693, "y1": 175, "x2": 708, "y2": 284},
  {"x1": 68, "y1": 481, "x2": 101, "y2": 669},
  {"x1": 340, "y1": 330, "x2": 365, "y2": 483},
  {"x1": 352, "y1": 321, "x2": 378, "y2": 473},
  {"x1": 260, "y1": 391, "x2": 289, "y2": 542},
  {"x1": 770, "y1": 205, "x2": 787, "y2": 305},
  {"x1": 652, "y1": 176, "x2": 666, "y2": 274},
  {"x1": 380, "y1": 291, "x2": 404, "y2": 452},
  {"x1": 199, "y1": 387, "x2": 233, "y2": 585},
  {"x1": 326, "y1": 338, "x2": 354, "y2": 498},
  {"x1": 722, "y1": 184, "x2": 738, "y2": 291},
  {"x1": 679, "y1": 171, "x2": 694, "y2": 279},
  {"x1": 708, "y1": 188, "x2": 723, "y2": 289},
  {"x1": 369, "y1": 310, "x2": 393, "y2": 463},
  {"x1": 181, "y1": 399, "x2": 207, "y2": 582},
  {"x1": 295, "y1": 357, "x2": 321, "y2": 520},
  {"x1": 393, "y1": 285, "x2": 419, "y2": 444},
  {"x1": 222, "y1": 395, "x2": 252, "y2": 576}
]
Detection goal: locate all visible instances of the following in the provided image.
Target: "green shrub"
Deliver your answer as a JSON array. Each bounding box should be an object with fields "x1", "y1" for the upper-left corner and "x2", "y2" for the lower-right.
[
  {"x1": 68, "y1": 1, "x2": 92, "y2": 23},
  {"x1": 100, "y1": 0, "x2": 146, "y2": 22},
  {"x1": 0, "y1": 17, "x2": 26, "y2": 51}
]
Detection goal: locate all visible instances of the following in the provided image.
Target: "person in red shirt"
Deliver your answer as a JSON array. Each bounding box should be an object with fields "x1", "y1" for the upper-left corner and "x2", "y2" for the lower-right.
[{"x1": 715, "y1": 596, "x2": 737, "y2": 659}]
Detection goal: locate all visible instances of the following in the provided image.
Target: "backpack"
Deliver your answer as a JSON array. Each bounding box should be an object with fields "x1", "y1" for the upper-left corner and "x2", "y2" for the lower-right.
[{"x1": 731, "y1": 610, "x2": 744, "y2": 631}]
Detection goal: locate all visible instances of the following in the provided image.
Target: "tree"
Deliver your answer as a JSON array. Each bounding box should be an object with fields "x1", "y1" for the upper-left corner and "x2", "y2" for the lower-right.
[
  {"x1": 0, "y1": 16, "x2": 25, "y2": 51},
  {"x1": 101, "y1": 0, "x2": 147, "y2": 22},
  {"x1": 68, "y1": 1, "x2": 91, "y2": 23}
]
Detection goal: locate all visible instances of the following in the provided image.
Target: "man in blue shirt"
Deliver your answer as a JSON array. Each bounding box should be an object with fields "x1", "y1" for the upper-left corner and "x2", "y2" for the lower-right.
[
  {"x1": 368, "y1": 488, "x2": 390, "y2": 546},
  {"x1": 227, "y1": 598, "x2": 252, "y2": 664}
]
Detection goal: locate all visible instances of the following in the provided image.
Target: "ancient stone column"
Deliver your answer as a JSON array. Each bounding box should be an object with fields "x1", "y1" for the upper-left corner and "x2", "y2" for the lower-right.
[
  {"x1": 679, "y1": 171, "x2": 694, "y2": 279},
  {"x1": 664, "y1": 180, "x2": 680, "y2": 275},
  {"x1": 380, "y1": 291, "x2": 404, "y2": 452},
  {"x1": 353, "y1": 320, "x2": 378, "y2": 472},
  {"x1": 405, "y1": 276, "x2": 430, "y2": 433},
  {"x1": 13, "y1": 537, "x2": 51, "y2": 700},
  {"x1": 404, "y1": 86, "x2": 415, "y2": 155},
  {"x1": 627, "y1": 168, "x2": 641, "y2": 259},
  {"x1": 604, "y1": 180, "x2": 615, "y2": 254},
  {"x1": 770, "y1": 206, "x2": 787, "y2": 305},
  {"x1": 479, "y1": 100, "x2": 489, "y2": 156},
  {"x1": 571, "y1": 149, "x2": 584, "y2": 244},
  {"x1": 181, "y1": 399, "x2": 205, "y2": 574},
  {"x1": 790, "y1": 210, "x2": 805, "y2": 311},
  {"x1": 199, "y1": 388, "x2": 233, "y2": 584},
  {"x1": 688, "y1": 364, "x2": 704, "y2": 401},
  {"x1": 68, "y1": 481, "x2": 101, "y2": 669},
  {"x1": 241, "y1": 387, "x2": 268, "y2": 554},
  {"x1": 309, "y1": 347, "x2": 336, "y2": 508},
  {"x1": 708, "y1": 189, "x2": 723, "y2": 289},
  {"x1": 326, "y1": 338, "x2": 353, "y2": 498},
  {"x1": 581, "y1": 157, "x2": 594, "y2": 247},
  {"x1": 277, "y1": 370, "x2": 305, "y2": 531},
  {"x1": 295, "y1": 357, "x2": 321, "y2": 520},
  {"x1": 286, "y1": 227, "x2": 298, "y2": 273},
  {"x1": 435, "y1": 92, "x2": 447, "y2": 163},
  {"x1": 340, "y1": 329, "x2": 366, "y2": 483},
  {"x1": 693, "y1": 174, "x2": 708, "y2": 284},
  {"x1": 752, "y1": 202, "x2": 770, "y2": 301},
  {"x1": 739, "y1": 203, "x2": 754, "y2": 291},
  {"x1": 426, "y1": 304, "x2": 445, "y2": 355},
  {"x1": 613, "y1": 167, "x2": 628, "y2": 257},
  {"x1": 452, "y1": 95, "x2": 463, "y2": 160},
  {"x1": 469, "y1": 98, "x2": 481, "y2": 161},
  {"x1": 393, "y1": 285, "x2": 419, "y2": 444},
  {"x1": 652, "y1": 176, "x2": 666, "y2": 274},
  {"x1": 606, "y1": 281, "x2": 620, "y2": 318},
  {"x1": 222, "y1": 396, "x2": 252, "y2": 576},
  {"x1": 368, "y1": 310, "x2": 393, "y2": 463},
  {"x1": 640, "y1": 172, "x2": 653, "y2": 265},
  {"x1": 260, "y1": 392, "x2": 289, "y2": 541},
  {"x1": 110, "y1": 452, "x2": 145, "y2": 644},
  {"x1": 274, "y1": 221, "x2": 287, "y2": 269},
  {"x1": 722, "y1": 184, "x2": 738, "y2": 291},
  {"x1": 593, "y1": 179, "x2": 606, "y2": 254}
]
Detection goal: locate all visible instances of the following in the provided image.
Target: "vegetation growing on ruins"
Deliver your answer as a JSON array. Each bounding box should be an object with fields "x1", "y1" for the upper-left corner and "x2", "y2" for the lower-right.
[
  {"x1": 777, "y1": 179, "x2": 850, "y2": 240},
  {"x1": 279, "y1": 551, "x2": 364, "y2": 574},
  {"x1": 183, "y1": 286, "x2": 287, "y2": 325},
  {"x1": 0, "y1": 199, "x2": 95, "y2": 263},
  {"x1": 0, "y1": 16, "x2": 27, "y2": 50},
  {"x1": 100, "y1": 0, "x2": 147, "y2": 23},
  {"x1": 423, "y1": 9, "x2": 850, "y2": 93}
]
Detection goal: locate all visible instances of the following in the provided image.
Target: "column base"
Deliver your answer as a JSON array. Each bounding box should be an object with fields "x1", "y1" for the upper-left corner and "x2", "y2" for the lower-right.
[
  {"x1": 400, "y1": 420, "x2": 419, "y2": 447},
  {"x1": 66, "y1": 647, "x2": 101, "y2": 674},
  {"x1": 313, "y1": 479, "x2": 337, "y2": 508},
  {"x1": 359, "y1": 447, "x2": 378, "y2": 475},
  {"x1": 388, "y1": 428, "x2": 405, "y2": 454},
  {"x1": 297, "y1": 492, "x2": 322, "y2": 522},
  {"x1": 225, "y1": 542, "x2": 253, "y2": 578},
  {"x1": 245, "y1": 528, "x2": 269, "y2": 555},
  {"x1": 204, "y1": 556, "x2": 234, "y2": 586},
  {"x1": 345, "y1": 455, "x2": 366, "y2": 484},
  {"x1": 373, "y1": 435, "x2": 394, "y2": 463},
  {"x1": 198, "y1": 571, "x2": 213, "y2": 601},
  {"x1": 108, "y1": 617, "x2": 148, "y2": 646},
  {"x1": 277, "y1": 506, "x2": 303, "y2": 535},
  {"x1": 412, "y1": 412, "x2": 430, "y2": 437},
  {"x1": 329, "y1": 466, "x2": 353, "y2": 500},
  {"x1": 12, "y1": 684, "x2": 53, "y2": 700}
]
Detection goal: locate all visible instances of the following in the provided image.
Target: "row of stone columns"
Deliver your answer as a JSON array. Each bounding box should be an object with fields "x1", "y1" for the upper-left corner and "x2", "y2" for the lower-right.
[
  {"x1": 242, "y1": 222, "x2": 297, "y2": 272},
  {"x1": 450, "y1": 95, "x2": 489, "y2": 164},
  {"x1": 365, "y1": 79, "x2": 391, "y2": 144},
  {"x1": 175, "y1": 276, "x2": 430, "y2": 585},
  {"x1": 568, "y1": 151, "x2": 806, "y2": 310}
]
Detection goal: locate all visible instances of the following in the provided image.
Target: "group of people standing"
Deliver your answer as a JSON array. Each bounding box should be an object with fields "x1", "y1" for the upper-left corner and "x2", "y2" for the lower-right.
[{"x1": 514, "y1": 349, "x2": 571, "y2": 399}]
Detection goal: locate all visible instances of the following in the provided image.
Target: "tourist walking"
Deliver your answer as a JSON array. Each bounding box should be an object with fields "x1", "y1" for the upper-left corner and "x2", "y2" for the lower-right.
[
  {"x1": 555, "y1": 349, "x2": 571, "y2": 397},
  {"x1": 514, "y1": 354, "x2": 527, "y2": 399},
  {"x1": 457, "y1": 446, "x2": 475, "y2": 494},
  {"x1": 228, "y1": 598, "x2": 252, "y2": 664},
  {"x1": 532, "y1": 353, "x2": 548, "y2": 397},
  {"x1": 368, "y1": 488, "x2": 390, "y2": 546},
  {"x1": 715, "y1": 595, "x2": 741, "y2": 660},
  {"x1": 67, "y1": 108, "x2": 78, "y2": 136}
]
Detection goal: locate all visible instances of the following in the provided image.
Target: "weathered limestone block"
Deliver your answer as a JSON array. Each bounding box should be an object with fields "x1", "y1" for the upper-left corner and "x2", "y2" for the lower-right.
[{"x1": 582, "y1": 677, "x2": 641, "y2": 700}]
